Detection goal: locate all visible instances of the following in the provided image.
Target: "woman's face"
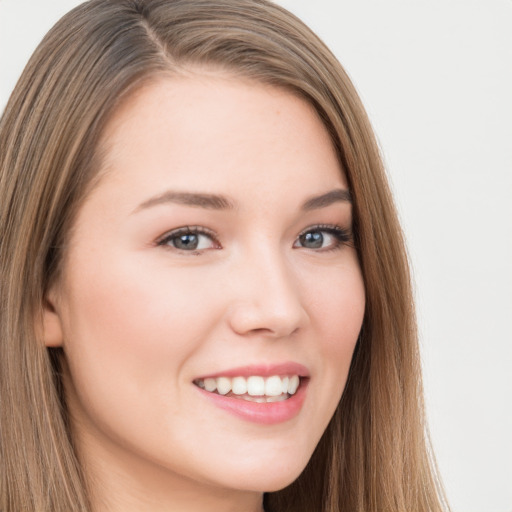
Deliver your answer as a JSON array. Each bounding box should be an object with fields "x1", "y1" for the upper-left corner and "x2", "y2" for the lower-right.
[{"x1": 46, "y1": 76, "x2": 365, "y2": 506}]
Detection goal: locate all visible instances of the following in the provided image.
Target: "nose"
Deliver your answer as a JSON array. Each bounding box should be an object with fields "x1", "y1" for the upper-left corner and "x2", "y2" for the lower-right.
[{"x1": 226, "y1": 247, "x2": 308, "y2": 339}]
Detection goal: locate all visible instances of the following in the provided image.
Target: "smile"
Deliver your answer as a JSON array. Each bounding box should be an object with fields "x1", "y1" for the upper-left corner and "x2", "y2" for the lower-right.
[
  {"x1": 194, "y1": 375, "x2": 301, "y2": 403},
  {"x1": 193, "y1": 363, "x2": 309, "y2": 424}
]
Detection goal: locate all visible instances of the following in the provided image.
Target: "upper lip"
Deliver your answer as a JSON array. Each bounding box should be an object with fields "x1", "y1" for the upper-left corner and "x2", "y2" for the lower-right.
[{"x1": 196, "y1": 362, "x2": 310, "y2": 380}]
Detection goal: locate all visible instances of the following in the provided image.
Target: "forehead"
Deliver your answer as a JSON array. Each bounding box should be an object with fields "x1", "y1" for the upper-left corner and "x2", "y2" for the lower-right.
[{"x1": 93, "y1": 74, "x2": 346, "y2": 206}]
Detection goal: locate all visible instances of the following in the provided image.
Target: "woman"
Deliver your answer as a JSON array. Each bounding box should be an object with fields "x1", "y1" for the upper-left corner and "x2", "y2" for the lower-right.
[{"x1": 0, "y1": 1, "x2": 449, "y2": 511}]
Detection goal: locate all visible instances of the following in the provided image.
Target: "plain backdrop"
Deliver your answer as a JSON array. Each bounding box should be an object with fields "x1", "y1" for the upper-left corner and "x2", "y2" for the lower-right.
[{"x1": 1, "y1": 1, "x2": 511, "y2": 511}]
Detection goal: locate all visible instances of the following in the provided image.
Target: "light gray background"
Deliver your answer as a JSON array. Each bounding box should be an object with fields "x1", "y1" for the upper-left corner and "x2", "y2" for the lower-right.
[{"x1": 1, "y1": 1, "x2": 511, "y2": 511}]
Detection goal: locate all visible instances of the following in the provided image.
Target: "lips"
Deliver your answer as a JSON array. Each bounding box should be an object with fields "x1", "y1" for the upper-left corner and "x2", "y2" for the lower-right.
[{"x1": 193, "y1": 363, "x2": 309, "y2": 424}]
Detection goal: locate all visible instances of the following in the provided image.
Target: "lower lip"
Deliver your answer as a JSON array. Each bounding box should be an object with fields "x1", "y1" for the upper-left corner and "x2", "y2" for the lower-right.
[{"x1": 196, "y1": 380, "x2": 308, "y2": 425}]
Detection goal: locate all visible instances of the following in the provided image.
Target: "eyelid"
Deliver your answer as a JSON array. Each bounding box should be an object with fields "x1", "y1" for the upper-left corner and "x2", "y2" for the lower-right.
[
  {"x1": 297, "y1": 223, "x2": 350, "y2": 237},
  {"x1": 154, "y1": 223, "x2": 352, "y2": 252},
  {"x1": 294, "y1": 224, "x2": 352, "y2": 250},
  {"x1": 156, "y1": 225, "x2": 221, "y2": 250}
]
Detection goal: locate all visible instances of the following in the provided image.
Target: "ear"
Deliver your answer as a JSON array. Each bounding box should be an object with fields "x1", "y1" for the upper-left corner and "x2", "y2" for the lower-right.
[{"x1": 42, "y1": 289, "x2": 64, "y2": 348}]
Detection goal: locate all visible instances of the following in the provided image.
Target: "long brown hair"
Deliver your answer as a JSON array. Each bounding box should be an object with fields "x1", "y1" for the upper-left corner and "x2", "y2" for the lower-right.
[{"x1": 0, "y1": 1, "x2": 449, "y2": 510}]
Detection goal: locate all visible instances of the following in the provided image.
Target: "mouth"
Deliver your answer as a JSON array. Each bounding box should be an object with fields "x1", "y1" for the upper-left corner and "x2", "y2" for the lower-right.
[
  {"x1": 193, "y1": 374, "x2": 302, "y2": 403},
  {"x1": 193, "y1": 363, "x2": 309, "y2": 424}
]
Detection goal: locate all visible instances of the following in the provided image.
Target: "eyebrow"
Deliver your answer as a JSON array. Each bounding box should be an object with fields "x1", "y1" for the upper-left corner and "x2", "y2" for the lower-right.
[
  {"x1": 133, "y1": 187, "x2": 352, "y2": 214},
  {"x1": 133, "y1": 191, "x2": 236, "y2": 213},
  {"x1": 301, "y1": 188, "x2": 352, "y2": 210}
]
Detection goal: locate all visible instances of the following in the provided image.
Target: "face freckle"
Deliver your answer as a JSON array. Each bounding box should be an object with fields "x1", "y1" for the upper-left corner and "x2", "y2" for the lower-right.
[{"x1": 50, "y1": 75, "x2": 366, "y2": 505}]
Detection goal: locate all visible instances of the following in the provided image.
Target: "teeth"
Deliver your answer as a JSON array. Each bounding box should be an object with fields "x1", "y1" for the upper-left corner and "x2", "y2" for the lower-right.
[
  {"x1": 232, "y1": 376, "x2": 247, "y2": 395},
  {"x1": 233, "y1": 394, "x2": 289, "y2": 403},
  {"x1": 195, "y1": 374, "x2": 302, "y2": 398},
  {"x1": 288, "y1": 375, "x2": 300, "y2": 395},
  {"x1": 247, "y1": 376, "x2": 265, "y2": 396},
  {"x1": 265, "y1": 394, "x2": 288, "y2": 402},
  {"x1": 265, "y1": 375, "x2": 284, "y2": 397},
  {"x1": 216, "y1": 377, "x2": 231, "y2": 395},
  {"x1": 281, "y1": 376, "x2": 289, "y2": 394},
  {"x1": 246, "y1": 396, "x2": 266, "y2": 403},
  {"x1": 204, "y1": 378, "x2": 217, "y2": 392}
]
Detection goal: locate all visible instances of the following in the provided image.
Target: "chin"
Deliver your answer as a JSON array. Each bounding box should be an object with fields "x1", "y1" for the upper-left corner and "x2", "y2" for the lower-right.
[{"x1": 215, "y1": 451, "x2": 312, "y2": 493}]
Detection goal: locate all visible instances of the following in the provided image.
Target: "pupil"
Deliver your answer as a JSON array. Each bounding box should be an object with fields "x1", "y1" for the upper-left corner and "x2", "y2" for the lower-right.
[
  {"x1": 301, "y1": 231, "x2": 323, "y2": 248},
  {"x1": 174, "y1": 234, "x2": 198, "y2": 250}
]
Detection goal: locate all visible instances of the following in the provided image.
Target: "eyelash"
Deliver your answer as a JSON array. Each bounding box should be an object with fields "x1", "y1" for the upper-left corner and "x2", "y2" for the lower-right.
[
  {"x1": 156, "y1": 226, "x2": 219, "y2": 253},
  {"x1": 156, "y1": 224, "x2": 352, "y2": 253},
  {"x1": 296, "y1": 224, "x2": 352, "y2": 252}
]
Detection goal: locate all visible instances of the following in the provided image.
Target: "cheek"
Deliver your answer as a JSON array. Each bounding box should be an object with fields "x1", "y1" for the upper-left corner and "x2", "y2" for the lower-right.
[
  {"x1": 63, "y1": 251, "x2": 215, "y2": 352},
  {"x1": 57, "y1": 250, "x2": 233, "y2": 473},
  {"x1": 308, "y1": 256, "x2": 365, "y2": 349},
  {"x1": 304, "y1": 257, "x2": 365, "y2": 408},
  {"x1": 58, "y1": 252, "x2": 222, "y2": 416}
]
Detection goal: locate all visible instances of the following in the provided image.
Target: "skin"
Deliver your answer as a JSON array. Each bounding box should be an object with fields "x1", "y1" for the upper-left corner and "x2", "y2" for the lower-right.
[{"x1": 43, "y1": 75, "x2": 366, "y2": 512}]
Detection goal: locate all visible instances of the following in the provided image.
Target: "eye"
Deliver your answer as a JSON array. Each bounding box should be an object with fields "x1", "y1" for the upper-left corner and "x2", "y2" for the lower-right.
[
  {"x1": 157, "y1": 226, "x2": 219, "y2": 252},
  {"x1": 294, "y1": 225, "x2": 351, "y2": 251}
]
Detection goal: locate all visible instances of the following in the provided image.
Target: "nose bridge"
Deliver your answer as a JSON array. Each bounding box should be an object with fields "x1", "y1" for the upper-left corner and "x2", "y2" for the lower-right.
[{"x1": 227, "y1": 240, "x2": 307, "y2": 337}]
